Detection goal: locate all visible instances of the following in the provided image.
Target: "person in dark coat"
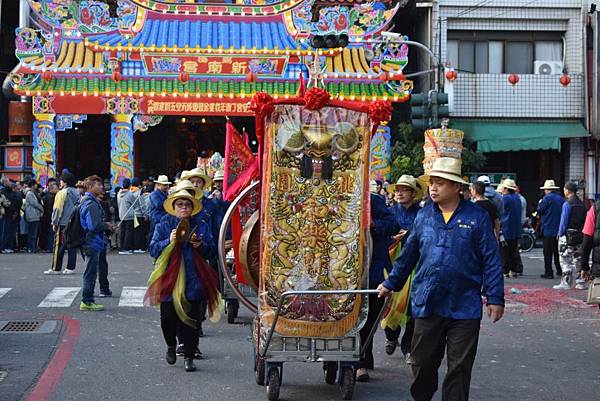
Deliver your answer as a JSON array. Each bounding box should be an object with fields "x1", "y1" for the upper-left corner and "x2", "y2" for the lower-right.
[
  {"x1": 355, "y1": 181, "x2": 399, "y2": 382},
  {"x1": 537, "y1": 180, "x2": 565, "y2": 278},
  {"x1": 499, "y1": 179, "x2": 523, "y2": 277}
]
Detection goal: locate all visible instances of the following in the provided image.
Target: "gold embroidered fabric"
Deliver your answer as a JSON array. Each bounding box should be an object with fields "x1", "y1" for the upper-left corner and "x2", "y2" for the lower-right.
[{"x1": 259, "y1": 104, "x2": 372, "y2": 338}]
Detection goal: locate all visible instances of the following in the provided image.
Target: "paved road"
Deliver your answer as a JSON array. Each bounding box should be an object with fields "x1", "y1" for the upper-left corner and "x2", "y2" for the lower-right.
[{"x1": 0, "y1": 250, "x2": 598, "y2": 401}]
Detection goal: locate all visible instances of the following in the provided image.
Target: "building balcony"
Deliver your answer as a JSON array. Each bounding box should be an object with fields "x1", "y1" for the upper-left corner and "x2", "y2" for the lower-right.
[{"x1": 447, "y1": 73, "x2": 584, "y2": 119}]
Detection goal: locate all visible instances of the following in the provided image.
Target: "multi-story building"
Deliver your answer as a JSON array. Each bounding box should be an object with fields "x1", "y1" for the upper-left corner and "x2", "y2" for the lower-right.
[{"x1": 420, "y1": 0, "x2": 593, "y2": 203}]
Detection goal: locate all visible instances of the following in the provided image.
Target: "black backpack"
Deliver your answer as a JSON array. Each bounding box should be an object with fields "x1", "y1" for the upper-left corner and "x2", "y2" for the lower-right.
[{"x1": 65, "y1": 198, "x2": 87, "y2": 249}]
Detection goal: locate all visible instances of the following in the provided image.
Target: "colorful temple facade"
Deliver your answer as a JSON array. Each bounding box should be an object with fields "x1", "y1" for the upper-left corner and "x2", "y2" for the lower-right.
[{"x1": 6, "y1": 0, "x2": 411, "y2": 187}]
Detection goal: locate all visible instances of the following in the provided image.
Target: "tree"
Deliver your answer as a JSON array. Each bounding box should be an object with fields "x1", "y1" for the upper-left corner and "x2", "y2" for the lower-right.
[{"x1": 388, "y1": 122, "x2": 486, "y2": 183}]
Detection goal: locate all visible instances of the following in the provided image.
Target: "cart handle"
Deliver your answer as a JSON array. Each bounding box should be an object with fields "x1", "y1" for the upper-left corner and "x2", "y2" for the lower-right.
[
  {"x1": 259, "y1": 289, "x2": 391, "y2": 358},
  {"x1": 218, "y1": 181, "x2": 260, "y2": 314}
]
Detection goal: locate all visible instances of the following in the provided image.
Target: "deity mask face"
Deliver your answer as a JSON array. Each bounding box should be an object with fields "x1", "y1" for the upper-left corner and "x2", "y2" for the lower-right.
[{"x1": 277, "y1": 121, "x2": 359, "y2": 180}]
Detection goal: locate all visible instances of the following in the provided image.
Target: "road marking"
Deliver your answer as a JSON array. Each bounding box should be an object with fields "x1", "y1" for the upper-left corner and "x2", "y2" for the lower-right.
[
  {"x1": 0, "y1": 288, "x2": 11, "y2": 299},
  {"x1": 38, "y1": 287, "x2": 81, "y2": 308},
  {"x1": 118, "y1": 286, "x2": 147, "y2": 307}
]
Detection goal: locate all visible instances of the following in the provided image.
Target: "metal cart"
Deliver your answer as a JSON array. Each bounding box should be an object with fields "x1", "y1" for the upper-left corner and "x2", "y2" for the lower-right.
[{"x1": 218, "y1": 182, "x2": 387, "y2": 400}]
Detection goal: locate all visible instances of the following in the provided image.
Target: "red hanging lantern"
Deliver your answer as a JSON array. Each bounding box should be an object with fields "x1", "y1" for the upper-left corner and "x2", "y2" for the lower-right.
[
  {"x1": 445, "y1": 70, "x2": 458, "y2": 81},
  {"x1": 508, "y1": 73, "x2": 520, "y2": 85},
  {"x1": 245, "y1": 72, "x2": 257, "y2": 83},
  {"x1": 178, "y1": 71, "x2": 189, "y2": 83},
  {"x1": 42, "y1": 70, "x2": 53, "y2": 82},
  {"x1": 111, "y1": 70, "x2": 122, "y2": 82},
  {"x1": 559, "y1": 74, "x2": 571, "y2": 87}
]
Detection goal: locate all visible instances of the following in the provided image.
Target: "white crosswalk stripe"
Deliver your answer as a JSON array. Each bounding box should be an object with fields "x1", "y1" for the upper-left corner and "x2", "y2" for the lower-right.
[
  {"x1": 118, "y1": 286, "x2": 147, "y2": 307},
  {"x1": 38, "y1": 287, "x2": 81, "y2": 308},
  {"x1": 0, "y1": 288, "x2": 11, "y2": 299}
]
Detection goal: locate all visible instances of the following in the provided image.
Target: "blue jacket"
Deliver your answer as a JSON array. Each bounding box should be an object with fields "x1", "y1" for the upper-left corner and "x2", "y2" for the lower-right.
[
  {"x1": 80, "y1": 193, "x2": 109, "y2": 252},
  {"x1": 536, "y1": 192, "x2": 564, "y2": 237},
  {"x1": 149, "y1": 189, "x2": 168, "y2": 226},
  {"x1": 211, "y1": 197, "x2": 231, "y2": 241},
  {"x1": 369, "y1": 194, "x2": 400, "y2": 286},
  {"x1": 150, "y1": 214, "x2": 215, "y2": 301},
  {"x1": 501, "y1": 193, "x2": 522, "y2": 241},
  {"x1": 383, "y1": 199, "x2": 505, "y2": 320},
  {"x1": 485, "y1": 185, "x2": 504, "y2": 216},
  {"x1": 390, "y1": 202, "x2": 421, "y2": 231}
]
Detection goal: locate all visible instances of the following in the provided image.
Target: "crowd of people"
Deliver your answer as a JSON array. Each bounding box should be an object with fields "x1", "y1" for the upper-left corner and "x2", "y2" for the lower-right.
[{"x1": 1, "y1": 160, "x2": 599, "y2": 399}]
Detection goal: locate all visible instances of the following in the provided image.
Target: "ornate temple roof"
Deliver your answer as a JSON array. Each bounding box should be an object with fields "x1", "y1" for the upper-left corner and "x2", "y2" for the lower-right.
[{"x1": 89, "y1": 17, "x2": 302, "y2": 51}]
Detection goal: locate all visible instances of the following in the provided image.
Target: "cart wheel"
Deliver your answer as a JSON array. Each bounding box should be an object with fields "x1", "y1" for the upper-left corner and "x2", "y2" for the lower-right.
[
  {"x1": 227, "y1": 301, "x2": 238, "y2": 324},
  {"x1": 267, "y1": 367, "x2": 281, "y2": 401},
  {"x1": 323, "y1": 361, "x2": 338, "y2": 385},
  {"x1": 255, "y1": 354, "x2": 266, "y2": 386},
  {"x1": 339, "y1": 366, "x2": 355, "y2": 400}
]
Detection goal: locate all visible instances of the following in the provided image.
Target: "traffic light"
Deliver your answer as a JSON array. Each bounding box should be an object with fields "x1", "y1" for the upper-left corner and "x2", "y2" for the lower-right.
[
  {"x1": 410, "y1": 93, "x2": 430, "y2": 130},
  {"x1": 410, "y1": 91, "x2": 450, "y2": 130},
  {"x1": 431, "y1": 92, "x2": 449, "y2": 128}
]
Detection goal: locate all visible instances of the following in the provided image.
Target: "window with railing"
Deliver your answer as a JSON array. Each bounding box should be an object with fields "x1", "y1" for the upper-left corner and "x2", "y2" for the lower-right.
[{"x1": 447, "y1": 31, "x2": 563, "y2": 74}]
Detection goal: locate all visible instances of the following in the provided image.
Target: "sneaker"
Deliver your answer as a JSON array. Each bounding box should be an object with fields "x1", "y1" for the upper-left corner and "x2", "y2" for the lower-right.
[
  {"x1": 3, "y1": 249, "x2": 14, "y2": 254},
  {"x1": 118, "y1": 250, "x2": 133, "y2": 255},
  {"x1": 62, "y1": 269, "x2": 75, "y2": 275},
  {"x1": 98, "y1": 290, "x2": 113, "y2": 297},
  {"x1": 79, "y1": 301, "x2": 104, "y2": 311},
  {"x1": 405, "y1": 353, "x2": 414, "y2": 365},
  {"x1": 176, "y1": 344, "x2": 185, "y2": 356},
  {"x1": 575, "y1": 283, "x2": 588, "y2": 290},
  {"x1": 43, "y1": 269, "x2": 60, "y2": 275},
  {"x1": 384, "y1": 339, "x2": 398, "y2": 355},
  {"x1": 553, "y1": 281, "x2": 570, "y2": 290},
  {"x1": 576, "y1": 278, "x2": 586, "y2": 285},
  {"x1": 166, "y1": 346, "x2": 176, "y2": 365},
  {"x1": 133, "y1": 249, "x2": 146, "y2": 253},
  {"x1": 509, "y1": 271, "x2": 518, "y2": 278}
]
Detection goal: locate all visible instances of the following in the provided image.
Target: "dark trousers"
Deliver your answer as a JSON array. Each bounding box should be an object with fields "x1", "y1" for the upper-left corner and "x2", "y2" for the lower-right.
[
  {"x1": 120, "y1": 220, "x2": 134, "y2": 251},
  {"x1": 500, "y1": 239, "x2": 520, "y2": 274},
  {"x1": 358, "y1": 293, "x2": 385, "y2": 369},
  {"x1": 26, "y1": 221, "x2": 39, "y2": 252},
  {"x1": 384, "y1": 317, "x2": 415, "y2": 355},
  {"x1": 410, "y1": 317, "x2": 480, "y2": 401},
  {"x1": 161, "y1": 301, "x2": 201, "y2": 359},
  {"x1": 133, "y1": 217, "x2": 148, "y2": 250},
  {"x1": 51, "y1": 226, "x2": 77, "y2": 271},
  {"x1": 82, "y1": 247, "x2": 109, "y2": 303},
  {"x1": 3, "y1": 218, "x2": 17, "y2": 250},
  {"x1": 542, "y1": 236, "x2": 561, "y2": 276}
]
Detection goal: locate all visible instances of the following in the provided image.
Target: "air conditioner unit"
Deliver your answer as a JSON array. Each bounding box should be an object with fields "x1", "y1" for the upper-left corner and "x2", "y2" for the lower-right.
[{"x1": 534, "y1": 61, "x2": 564, "y2": 75}]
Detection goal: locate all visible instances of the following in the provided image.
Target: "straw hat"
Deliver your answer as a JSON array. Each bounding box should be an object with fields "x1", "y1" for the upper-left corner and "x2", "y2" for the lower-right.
[
  {"x1": 501, "y1": 178, "x2": 517, "y2": 191},
  {"x1": 540, "y1": 179, "x2": 559, "y2": 190},
  {"x1": 425, "y1": 157, "x2": 468, "y2": 185},
  {"x1": 171, "y1": 179, "x2": 199, "y2": 198},
  {"x1": 163, "y1": 189, "x2": 202, "y2": 217},
  {"x1": 179, "y1": 170, "x2": 191, "y2": 181},
  {"x1": 186, "y1": 167, "x2": 213, "y2": 188},
  {"x1": 495, "y1": 184, "x2": 504, "y2": 193},
  {"x1": 213, "y1": 170, "x2": 224, "y2": 182},
  {"x1": 386, "y1": 175, "x2": 423, "y2": 200},
  {"x1": 154, "y1": 175, "x2": 171, "y2": 185}
]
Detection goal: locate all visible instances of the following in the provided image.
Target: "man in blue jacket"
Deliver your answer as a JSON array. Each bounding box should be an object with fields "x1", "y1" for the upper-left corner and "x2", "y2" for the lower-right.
[
  {"x1": 79, "y1": 175, "x2": 114, "y2": 311},
  {"x1": 148, "y1": 175, "x2": 171, "y2": 242},
  {"x1": 537, "y1": 180, "x2": 565, "y2": 279},
  {"x1": 355, "y1": 181, "x2": 399, "y2": 382},
  {"x1": 378, "y1": 158, "x2": 504, "y2": 401},
  {"x1": 499, "y1": 179, "x2": 523, "y2": 277}
]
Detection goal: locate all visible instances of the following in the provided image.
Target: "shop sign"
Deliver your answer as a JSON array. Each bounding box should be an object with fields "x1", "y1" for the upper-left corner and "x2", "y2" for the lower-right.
[{"x1": 143, "y1": 54, "x2": 288, "y2": 76}]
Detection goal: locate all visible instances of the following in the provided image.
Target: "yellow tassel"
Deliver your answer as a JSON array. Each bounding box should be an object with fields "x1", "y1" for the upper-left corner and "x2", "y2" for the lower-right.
[
  {"x1": 209, "y1": 297, "x2": 224, "y2": 323},
  {"x1": 133, "y1": 214, "x2": 140, "y2": 228}
]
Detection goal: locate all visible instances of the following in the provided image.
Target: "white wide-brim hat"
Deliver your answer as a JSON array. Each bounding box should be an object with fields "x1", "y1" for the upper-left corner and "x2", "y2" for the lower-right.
[
  {"x1": 540, "y1": 179, "x2": 559, "y2": 190},
  {"x1": 154, "y1": 175, "x2": 171, "y2": 185},
  {"x1": 502, "y1": 178, "x2": 518, "y2": 191}
]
